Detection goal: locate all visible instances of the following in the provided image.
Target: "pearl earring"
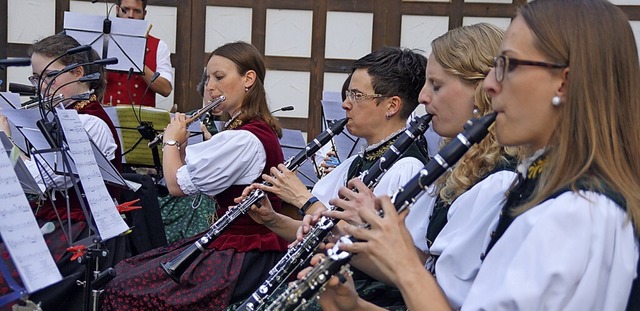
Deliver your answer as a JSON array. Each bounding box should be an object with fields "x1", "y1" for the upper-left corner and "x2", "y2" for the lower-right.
[
  {"x1": 472, "y1": 108, "x2": 480, "y2": 116},
  {"x1": 245, "y1": 87, "x2": 249, "y2": 92},
  {"x1": 552, "y1": 96, "x2": 562, "y2": 106}
]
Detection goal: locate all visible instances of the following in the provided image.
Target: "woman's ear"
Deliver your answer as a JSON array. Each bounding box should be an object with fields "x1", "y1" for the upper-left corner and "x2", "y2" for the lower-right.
[
  {"x1": 557, "y1": 67, "x2": 570, "y2": 101},
  {"x1": 244, "y1": 70, "x2": 257, "y2": 89},
  {"x1": 71, "y1": 66, "x2": 85, "y2": 79}
]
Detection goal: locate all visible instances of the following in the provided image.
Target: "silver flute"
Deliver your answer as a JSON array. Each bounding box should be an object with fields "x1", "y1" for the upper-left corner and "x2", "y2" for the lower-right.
[{"x1": 148, "y1": 95, "x2": 226, "y2": 148}]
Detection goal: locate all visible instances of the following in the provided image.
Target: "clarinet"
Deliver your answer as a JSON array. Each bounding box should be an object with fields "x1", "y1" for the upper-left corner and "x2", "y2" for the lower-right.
[
  {"x1": 160, "y1": 117, "x2": 349, "y2": 283},
  {"x1": 266, "y1": 112, "x2": 496, "y2": 311},
  {"x1": 239, "y1": 114, "x2": 433, "y2": 311},
  {"x1": 147, "y1": 95, "x2": 226, "y2": 148}
]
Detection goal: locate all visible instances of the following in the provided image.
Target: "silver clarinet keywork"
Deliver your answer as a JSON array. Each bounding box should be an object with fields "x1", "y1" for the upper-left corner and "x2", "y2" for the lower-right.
[
  {"x1": 160, "y1": 117, "x2": 349, "y2": 283},
  {"x1": 266, "y1": 112, "x2": 496, "y2": 311},
  {"x1": 240, "y1": 114, "x2": 433, "y2": 311}
]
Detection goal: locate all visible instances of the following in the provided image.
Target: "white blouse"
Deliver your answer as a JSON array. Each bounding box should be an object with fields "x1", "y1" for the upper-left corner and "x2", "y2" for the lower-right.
[
  {"x1": 430, "y1": 170, "x2": 517, "y2": 308},
  {"x1": 462, "y1": 191, "x2": 638, "y2": 311},
  {"x1": 311, "y1": 154, "x2": 433, "y2": 251},
  {"x1": 176, "y1": 129, "x2": 266, "y2": 196},
  {"x1": 25, "y1": 114, "x2": 117, "y2": 190}
]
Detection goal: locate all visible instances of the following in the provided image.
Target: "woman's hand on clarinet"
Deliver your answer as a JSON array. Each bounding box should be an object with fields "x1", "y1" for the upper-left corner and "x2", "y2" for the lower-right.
[
  {"x1": 163, "y1": 112, "x2": 189, "y2": 146},
  {"x1": 257, "y1": 164, "x2": 311, "y2": 208},
  {"x1": 234, "y1": 183, "x2": 278, "y2": 227},
  {"x1": 338, "y1": 195, "x2": 422, "y2": 286},
  {"x1": 296, "y1": 251, "x2": 362, "y2": 311},
  {"x1": 325, "y1": 178, "x2": 376, "y2": 226}
]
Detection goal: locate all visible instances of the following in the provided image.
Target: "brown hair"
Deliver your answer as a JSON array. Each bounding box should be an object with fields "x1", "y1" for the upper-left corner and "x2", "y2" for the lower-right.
[
  {"x1": 516, "y1": 0, "x2": 640, "y2": 235},
  {"x1": 28, "y1": 33, "x2": 106, "y2": 101},
  {"x1": 209, "y1": 41, "x2": 282, "y2": 137}
]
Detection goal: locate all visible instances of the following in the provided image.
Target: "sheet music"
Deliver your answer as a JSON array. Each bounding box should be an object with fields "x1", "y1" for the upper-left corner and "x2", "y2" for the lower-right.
[
  {"x1": 0, "y1": 143, "x2": 62, "y2": 293},
  {"x1": 64, "y1": 12, "x2": 148, "y2": 73},
  {"x1": 0, "y1": 92, "x2": 20, "y2": 110},
  {"x1": 57, "y1": 110, "x2": 129, "y2": 240}
]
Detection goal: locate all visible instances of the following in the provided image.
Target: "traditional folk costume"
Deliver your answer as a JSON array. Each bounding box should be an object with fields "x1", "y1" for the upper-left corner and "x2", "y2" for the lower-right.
[
  {"x1": 105, "y1": 35, "x2": 173, "y2": 107},
  {"x1": 460, "y1": 152, "x2": 639, "y2": 310},
  {"x1": 306, "y1": 129, "x2": 430, "y2": 309},
  {"x1": 101, "y1": 117, "x2": 288, "y2": 310},
  {"x1": 0, "y1": 97, "x2": 125, "y2": 311}
]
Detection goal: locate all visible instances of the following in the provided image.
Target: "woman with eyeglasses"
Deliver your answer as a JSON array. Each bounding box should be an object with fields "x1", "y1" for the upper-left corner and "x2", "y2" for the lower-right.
[
  {"x1": 306, "y1": 23, "x2": 522, "y2": 310},
  {"x1": 0, "y1": 33, "x2": 124, "y2": 311},
  {"x1": 317, "y1": 0, "x2": 640, "y2": 310}
]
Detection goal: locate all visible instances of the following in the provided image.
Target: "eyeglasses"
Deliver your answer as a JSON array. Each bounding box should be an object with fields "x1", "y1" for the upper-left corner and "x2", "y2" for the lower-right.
[
  {"x1": 344, "y1": 90, "x2": 389, "y2": 102},
  {"x1": 28, "y1": 70, "x2": 60, "y2": 87},
  {"x1": 493, "y1": 55, "x2": 567, "y2": 82}
]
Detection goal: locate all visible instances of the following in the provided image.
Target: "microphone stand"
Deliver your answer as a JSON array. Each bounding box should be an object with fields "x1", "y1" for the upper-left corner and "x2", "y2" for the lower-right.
[{"x1": 36, "y1": 71, "x2": 115, "y2": 311}]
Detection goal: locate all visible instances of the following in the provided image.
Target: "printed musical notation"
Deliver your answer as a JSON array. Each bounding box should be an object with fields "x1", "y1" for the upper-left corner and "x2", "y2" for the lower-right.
[
  {"x1": 57, "y1": 110, "x2": 130, "y2": 240},
  {"x1": 0, "y1": 143, "x2": 62, "y2": 293}
]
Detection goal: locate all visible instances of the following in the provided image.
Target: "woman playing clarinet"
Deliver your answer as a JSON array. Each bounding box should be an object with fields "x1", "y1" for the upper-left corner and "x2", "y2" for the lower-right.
[{"x1": 101, "y1": 41, "x2": 288, "y2": 310}]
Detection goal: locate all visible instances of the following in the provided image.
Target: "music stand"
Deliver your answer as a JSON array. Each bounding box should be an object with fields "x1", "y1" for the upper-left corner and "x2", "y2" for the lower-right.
[
  {"x1": 279, "y1": 129, "x2": 318, "y2": 188},
  {"x1": 0, "y1": 142, "x2": 62, "y2": 308},
  {"x1": 0, "y1": 132, "x2": 43, "y2": 195},
  {"x1": 63, "y1": 11, "x2": 147, "y2": 73},
  {"x1": 0, "y1": 91, "x2": 20, "y2": 110},
  {"x1": 104, "y1": 106, "x2": 170, "y2": 166},
  {"x1": 321, "y1": 100, "x2": 366, "y2": 161}
]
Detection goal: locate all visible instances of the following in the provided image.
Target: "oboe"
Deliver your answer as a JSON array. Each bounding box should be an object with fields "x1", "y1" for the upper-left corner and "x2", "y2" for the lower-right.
[
  {"x1": 266, "y1": 112, "x2": 496, "y2": 311},
  {"x1": 160, "y1": 117, "x2": 349, "y2": 283},
  {"x1": 147, "y1": 95, "x2": 226, "y2": 148},
  {"x1": 238, "y1": 113, "x2": 433, "y2": 311}
]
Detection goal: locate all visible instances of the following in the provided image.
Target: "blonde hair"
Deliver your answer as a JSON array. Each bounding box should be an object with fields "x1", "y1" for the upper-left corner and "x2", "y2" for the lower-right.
[
  {"x1": 516, "y1": 0, "x2": 640, "y2": 235},
  {"x1": 431, "y1": 23, "x2": 522, "y2": 204}
]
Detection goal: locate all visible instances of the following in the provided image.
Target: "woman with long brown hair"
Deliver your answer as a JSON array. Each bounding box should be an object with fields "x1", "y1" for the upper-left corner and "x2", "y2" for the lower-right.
[
  {"x1": 101, "y1": 41, "x2": 289, "y2": 310},
  {"x1": 319, "y1": 0, "x2": 640, "y2": 309}
]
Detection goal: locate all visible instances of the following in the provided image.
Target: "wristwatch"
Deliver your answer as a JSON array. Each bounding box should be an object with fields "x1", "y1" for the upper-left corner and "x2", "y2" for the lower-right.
[{"x1": 162, "y1": 140, "x2": 180, "y2": 150}]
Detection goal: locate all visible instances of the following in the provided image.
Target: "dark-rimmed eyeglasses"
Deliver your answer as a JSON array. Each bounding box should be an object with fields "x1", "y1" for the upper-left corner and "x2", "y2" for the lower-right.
[
  {"x1": 493, "y1": 55, "x2": 567, "y2": 82},
  {"x1": 344, "y1": 90, "x2": 390, "y2": 102}
]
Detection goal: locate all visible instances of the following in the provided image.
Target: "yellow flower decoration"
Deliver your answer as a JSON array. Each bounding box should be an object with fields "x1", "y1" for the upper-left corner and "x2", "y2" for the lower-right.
[{"x1": 527, "y1": 157, "x2": 545, "y2": 179}]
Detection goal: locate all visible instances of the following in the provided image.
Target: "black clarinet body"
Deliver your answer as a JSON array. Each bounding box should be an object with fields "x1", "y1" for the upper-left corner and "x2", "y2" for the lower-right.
[
  {"x1": 239, "y1": 114, "x2": 433, "y2": 311},
  {"x1": 160, "y1": 118, "x2": 348, "y2": 283},
  {"x1": 267, "y1": 112, "x2": 496, "y2": 311}
]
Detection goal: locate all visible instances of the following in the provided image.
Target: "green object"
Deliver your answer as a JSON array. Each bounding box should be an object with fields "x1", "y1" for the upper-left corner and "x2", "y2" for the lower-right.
[{"x1": 159, "y1": 193, "x2": 217, "y2": 243}]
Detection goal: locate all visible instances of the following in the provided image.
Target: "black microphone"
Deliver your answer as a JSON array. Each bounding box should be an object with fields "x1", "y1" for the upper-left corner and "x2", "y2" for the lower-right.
[
  {"x1": 125, "y1": 67, "x2": 143, "y2": 124},
  {"x1": 9, "y1": 83, "x2": 36, "y2": 96},
  {"x1": 66, "y1": 44, "x2": 93, "y2": 55},
  {"x1": 43, "y1": 57, "x2": 114, "y2": 101},
  {"x1": 36, "y1": 44, "x2": 94, "y2": 99},
  {"x1": 271, "y1": 105, "x2": 295, "y2": 114},
  {"x1": 59, "y1": 57, "x2": 118, "y2": 74},
  {"x1": 78, "y1": 72, "x2": 101, "y2": 83},
  {"x1": 136, "y1": 72, "x2": 162, "y2": 141},
  {"x1": 0, "y1": 58, "x2": 31, "y2": 68}
]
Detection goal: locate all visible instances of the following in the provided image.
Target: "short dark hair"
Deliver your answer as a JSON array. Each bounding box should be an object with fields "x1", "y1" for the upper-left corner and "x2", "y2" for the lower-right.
[
  {"x1": 116, "y1": 0, "x2": 147, "y2": 10},
  {"x1": 352, "y1": 47, "x2": 427, "y2": 119}
]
